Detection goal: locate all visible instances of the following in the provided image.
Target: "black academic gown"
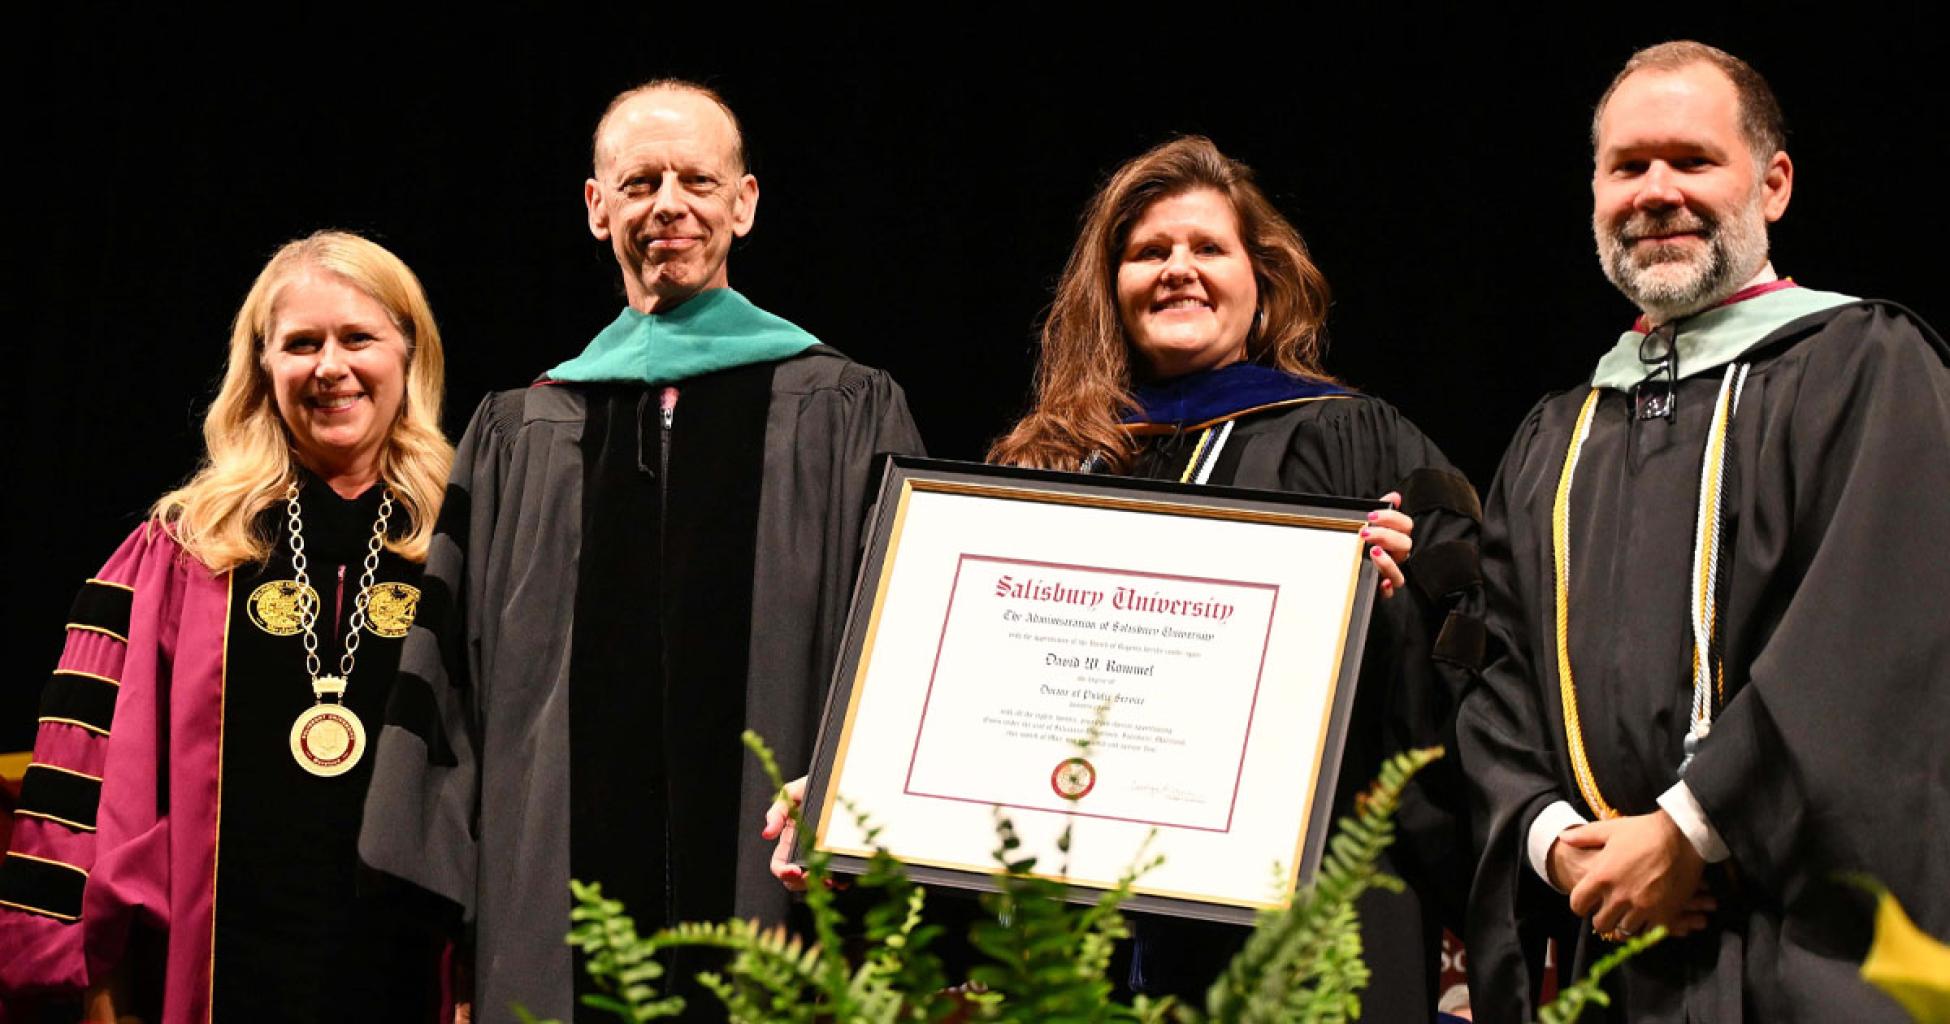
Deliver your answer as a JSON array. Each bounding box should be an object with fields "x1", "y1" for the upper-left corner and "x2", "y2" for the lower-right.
[
  {"x1": 1459, "y1": 301, "x2": 1950, "y2": 1022},
  {"x1": 1121, "y1": 389, "x2": 1484, "y2": 1023},
  {"x1": 215, "y1": 479, "x2": 441, "y2": 1023},
  {"x1": 358, "y1": 347, "x2": 924, "y2": 1022}
]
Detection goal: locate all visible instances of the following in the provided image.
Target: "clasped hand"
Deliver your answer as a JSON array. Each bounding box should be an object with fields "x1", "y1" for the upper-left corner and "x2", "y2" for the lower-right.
[{"x1": 1549, "y1": 809, "x2": 1716, "y2": 938}]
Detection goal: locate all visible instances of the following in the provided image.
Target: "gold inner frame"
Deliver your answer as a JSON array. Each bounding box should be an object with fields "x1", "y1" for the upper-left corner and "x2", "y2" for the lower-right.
[{"x1": 812, "y1": 473, "x2": 1369, "y2": 910}]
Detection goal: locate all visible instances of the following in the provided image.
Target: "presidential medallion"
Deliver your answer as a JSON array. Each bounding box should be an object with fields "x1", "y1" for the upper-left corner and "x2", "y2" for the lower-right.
[
  {"x1": 364, "y1": 582, "x2": 420, "y2": 638},
  {"x1": 290, "y1": 675, "x2": 364, "y2": 777},
  {"x1": 248, "y1": 580, "x2": 320, "y2": 636}
]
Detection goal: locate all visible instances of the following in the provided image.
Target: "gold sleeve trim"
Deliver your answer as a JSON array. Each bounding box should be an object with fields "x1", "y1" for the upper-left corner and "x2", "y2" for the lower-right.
[
  {"x1": 5, "y1": 850, "x2": 90, "y2": 876},
  {"x1": 37, "y1": 716, "x2": 110, "y2": 738},
  {"x1": 11, "y1": 809, "x2": 97, "y2": 834},
  {"x1": 64, "y1": 623, "x2": 128, "y2": 644},
  {"x1": 52, "y1": 668, "x2": 120, "y2": 687},
  {"x1": 0, "y1": 896, "x2": 80, "y2": 923},
  {"x1": 24, "y1": 762, "x2": 104, "y2": 783}
]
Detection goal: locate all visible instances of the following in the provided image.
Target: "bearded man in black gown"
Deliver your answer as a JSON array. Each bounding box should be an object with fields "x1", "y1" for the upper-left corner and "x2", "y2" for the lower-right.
[{"x1": 1460, "y1": 40, "x2": 1950, "y2": 1022}]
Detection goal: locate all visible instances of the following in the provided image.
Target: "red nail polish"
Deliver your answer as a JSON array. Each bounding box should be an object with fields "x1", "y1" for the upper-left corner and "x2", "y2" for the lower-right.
[
  {"x1": 1366, "y1": 511, "x2": 1379, "y2": 521},
  {"x1": 1371, "y1": 548, "x2": 1384, "y2": 558}
]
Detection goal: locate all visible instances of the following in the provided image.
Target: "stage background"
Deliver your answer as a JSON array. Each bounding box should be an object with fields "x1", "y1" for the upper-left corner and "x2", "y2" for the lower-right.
[{"x1": 6, "y1": 12, "x2": 1945, "y2": 750}]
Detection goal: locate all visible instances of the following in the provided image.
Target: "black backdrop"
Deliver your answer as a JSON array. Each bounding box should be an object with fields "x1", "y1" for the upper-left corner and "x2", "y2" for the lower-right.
[{"x1": 7, "y1": 12, "x2": 1945, "y2": 749}]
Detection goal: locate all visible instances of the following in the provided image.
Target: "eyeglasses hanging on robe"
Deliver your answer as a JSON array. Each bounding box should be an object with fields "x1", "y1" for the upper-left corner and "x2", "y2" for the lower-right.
[{"x1": 1634, "y1": 322, "x2": 1680, "y2": 421}]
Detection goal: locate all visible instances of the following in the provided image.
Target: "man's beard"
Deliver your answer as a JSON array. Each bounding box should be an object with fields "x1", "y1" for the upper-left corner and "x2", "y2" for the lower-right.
[{"x1": 1596, "y1": 191, "x2": 1769, "y2": 324}]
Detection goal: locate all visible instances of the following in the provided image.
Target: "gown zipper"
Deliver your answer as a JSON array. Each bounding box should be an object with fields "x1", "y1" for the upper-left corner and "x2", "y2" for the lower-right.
[
  {"x1": 659, "y1": 386, "x2": 678, "y2": 554},
  {"x1": 657, "y1": 385, "x2": 678, "y2": 925}
]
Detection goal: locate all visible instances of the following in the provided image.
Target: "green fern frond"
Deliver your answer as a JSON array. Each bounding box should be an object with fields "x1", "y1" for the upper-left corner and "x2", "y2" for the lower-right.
[
  {"x1": 743, "y1": 730, "x2": 872, "y2": 1018},
  {"x1": 1203, "y1": 747, "x2": 1442, "y2": 1024},
  {"x1": 553, "y1": 739, "x2": 1478, "y2": 1024},
  {"x1": 553, "y1": 880, "x2": 687, "y2": 1021},
  {"x1": 965, "y1": 807, "x2": 1159, "y2": 1023},
  {"x1": 1534, "y1": 927, "x2": 1665, "y2": 1024}
]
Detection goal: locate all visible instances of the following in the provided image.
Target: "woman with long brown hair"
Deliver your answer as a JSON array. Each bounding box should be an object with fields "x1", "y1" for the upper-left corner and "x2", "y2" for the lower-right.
[
  {"x1": 0, "y1": 231, "x2": 453, "y2": 1022},
  {"x1": 992, "y1": 137, "x2": 1482, "y2": 1019}
]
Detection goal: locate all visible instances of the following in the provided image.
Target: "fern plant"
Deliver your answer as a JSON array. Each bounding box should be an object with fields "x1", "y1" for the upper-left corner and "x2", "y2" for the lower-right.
[
  {"x1": 1533, "y1": 928, "x2": 1666, "y2": 1024},
  {"x1": 523, "y1": 735, "x2": 1650, "y2": 1024},
  {"x1": 516, "y1": 732, "x2": 960, "y2": 1024},
  {"x1": 1182, "y1": 747, "x2": 1441, "y2": 1024},
  {"x1": 959, "y1": 811, "x2": 1167, "y2": 1024}
]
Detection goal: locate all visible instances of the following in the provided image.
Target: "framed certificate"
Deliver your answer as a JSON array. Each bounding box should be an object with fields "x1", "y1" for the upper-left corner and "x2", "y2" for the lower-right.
[{"x1": 798, "y1": 458, "x2": 1380, "y2": 923}]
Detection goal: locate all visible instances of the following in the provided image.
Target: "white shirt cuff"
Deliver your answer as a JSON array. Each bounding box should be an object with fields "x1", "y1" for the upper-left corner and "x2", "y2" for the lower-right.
[
  {"x1": 1526, "y1": 800, "x2": 1591, "y2": 892},
  {"x1": 1656, "y1": 782, "x2": 1730, "y2": 863}
]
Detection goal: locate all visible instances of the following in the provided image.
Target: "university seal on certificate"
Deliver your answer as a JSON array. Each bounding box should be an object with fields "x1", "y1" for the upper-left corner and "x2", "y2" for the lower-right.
[{"x1": 1051, "y1": 757, "x2": 1097, "y2": 799}]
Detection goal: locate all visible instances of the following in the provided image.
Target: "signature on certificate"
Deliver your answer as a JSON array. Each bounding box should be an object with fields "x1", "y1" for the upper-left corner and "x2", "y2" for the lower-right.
[{"x1": 1129, "y1": 781, "x2": 1209, "y2": 805}]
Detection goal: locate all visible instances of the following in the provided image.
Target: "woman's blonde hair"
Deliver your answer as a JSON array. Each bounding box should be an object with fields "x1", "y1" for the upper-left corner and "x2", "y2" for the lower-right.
[
  {"x1": 152, "y1": 230, "x2": 453, "y2": 572},
  {"x1": 988, "y1": 136, "x2": 1333, "y2": 471}
]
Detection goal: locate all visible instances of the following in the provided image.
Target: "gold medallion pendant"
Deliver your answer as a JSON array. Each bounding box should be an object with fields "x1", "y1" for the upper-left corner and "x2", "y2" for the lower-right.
[
  {"x1": 290, "y1": 675, "x2": 365, "y2": 777},
  {"x1": 363, "y1": 582, "x2": 420, "y2": 638},
  {"x1": 279, "y1": 484, "x2": 395, "y2": 778},
  {"x1": 248, "y1": 580, "x2": 320, "y2": 636}
]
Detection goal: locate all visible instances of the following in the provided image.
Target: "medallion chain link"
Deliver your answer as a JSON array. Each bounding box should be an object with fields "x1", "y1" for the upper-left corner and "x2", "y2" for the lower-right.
[{"x1": 284, "y1": 480, "x2": 397, "y2": 685}]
